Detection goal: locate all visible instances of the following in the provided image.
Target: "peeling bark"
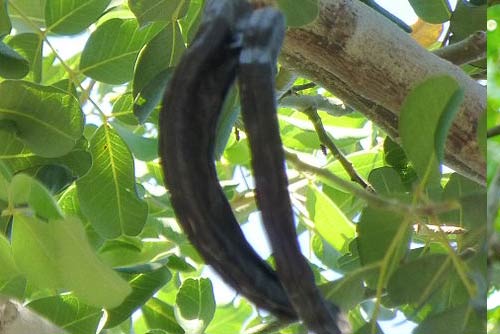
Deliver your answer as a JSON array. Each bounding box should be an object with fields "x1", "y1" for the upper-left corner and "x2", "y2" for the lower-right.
[{"x1": 280, "y1": 0, "x2": 486, "y2": 185}]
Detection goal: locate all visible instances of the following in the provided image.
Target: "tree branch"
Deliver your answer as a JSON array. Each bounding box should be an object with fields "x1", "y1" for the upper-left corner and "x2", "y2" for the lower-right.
[
  {"x1": 284, "y1": 150, "x2": 459, "y2": 216},
  {"x1": 280, "y1": 94, "x2": 352, "y2": 116},
  {"x1": 433, "y1": 31, "x2": 486, "y2": 66},
  {"x1": 280, "y1": 0, "x2": 486, "y2": 185},
  {"x1": 302, "y1": 107, "x2": 373, "y2": 190},
  {"x1": 488, "y1": 125, "x2": 500, "y2": 139}
]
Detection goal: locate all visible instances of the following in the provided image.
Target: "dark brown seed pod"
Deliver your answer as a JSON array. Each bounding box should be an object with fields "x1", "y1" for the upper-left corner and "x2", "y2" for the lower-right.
[
  {"x1": 238, "y1": 7, "x2": 347, "y2": 334},
  {"x1": 159, "y1": 0, "x2": 296, "y2": 320}
]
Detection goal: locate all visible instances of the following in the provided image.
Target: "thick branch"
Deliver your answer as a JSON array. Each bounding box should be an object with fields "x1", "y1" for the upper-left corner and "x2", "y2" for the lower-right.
[
  {"x1": 433, "y1": 31, "x2": 486, "y2": 66},
  {"x1": 280, "y1": 0, "x2": 486, "y2": 185}
]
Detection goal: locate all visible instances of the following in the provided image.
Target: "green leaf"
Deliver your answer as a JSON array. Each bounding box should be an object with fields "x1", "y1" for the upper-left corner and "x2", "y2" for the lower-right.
[
  {"x1": 111, "y1": 120, "x2": 159, "y2": 161},
  {"x1": 99, "y1": 239, "x2": 174, "y2": 268},
  {"x1": 178, "y1": 0, "x2": 203, "y2": 44},
  {"x1": 450, "y1": 2, "x2": 486, "y2": 44},
  {"x1": 0, "y1": 130, "x2": 92, "y2": 177},
  {"x1": 223, "y1": 137, "x2": 250, "y2": 165},
  {"x1": 0, "y1": 41, "x2": 29, "y2": 79},
  {"x1": 142, "y1": 297, "x2": 184, "y2": 334},
  {"x1": 442, "y1": 174, "x2": 486, "y2": 252},
  {"x1": 0, "y1": 275, "x2": 26, "y2": 299},
  {"x1": 0, "y1": 160, "x2": 12, "y2": 201},
  {"x1": 4, "y1": 33, "x2": 43, "y2": 83},
  {"x1": 9, "y1": 173, "x2": 63, "y2": 220},
  {"x1": 166, "y1": 255, "x2": 196, "y2": 272},
  {"x1": 12, "y1": 214, "x2": 63, "y2": 289},
  {"x1": 453, "y1": 2, "x2": 486, "y2": 70},
  {"x1": 368, "y1": 167, "x2": 406, "y2": 197},
  {"x1": 307, "y1": 184, "x2": 355, "y2": 251},
  {"x1": 206, "y1": 301, "x2": 253, "y2": 334},
  {"x1": 319, "y1": 276, "x2": 365, "y2": 312},
  {"x1": 30, "y1": 164, "x2": 74, "y2": 194},
  {"x1": 112, "y1": 93, "x2": 138, "y2": 125},
  {"x1": 0, "y1": 80, "x2": 84, "y2": 157},
  {"x1": 442, "y1": 173, "x2": 486, "y2": 230},
  {"x1": 383, "y1": 136, "x2": 408, "y2": 170},
  {"x1": 105, "y1": 267, "x2": 172, "y2": 328},
  {"x1": 357, "y1": 207, "x2": 410, "y2": 288},
  {"x1": 280, "y1": 123, "x2": 319, "y2": 153},
  {"x1": 27, "y1": 295, "x2": 103, "y2": 334},
  {"x1": 52, "y1": 216, "x2": 132, "y2": 308},
  {"x1": 408, "y1": 0, "x2": 451, "y2": 23},
  {"x1": 214, "y1": 87, "x2": 239, "y2": 160},
  {"x1": 57, "y1": 185, "x2": 85, "y2": 218},
  {"x1": 129, "y1": 0, "x2": 190, "y2": 26},
  {"x1": 8, "y1": 0, "x2": 45, "y2": 32},
  {"x1": 0, "y1": 0, "x2": 11, "y2": 37},
  {"x1": 414, "y1": 304, "x2": 484, "y2": 334},
  {"x1": 2, "y1": 149, "x2": 91, "y2": 180},
  {"x1": 80, "y1": 18, "x2": 164, "y2": 84},
  {"x1": 387, "y1": 254, "x2": 451, "y2": 305},
  {"x1": 45, "y1": 0, "x2": 111, "y2": 35},
  {"x1": 0, "y1": 234, "x2": 20, "y2": 283},
  {"x1": 77, "y1": 125, "x2": 148, "y2": 238},
  {"x1": 326, "y1": 151, "x2": 384, "y2": 183},
  {"x1": 12, "y1": 214, "x2": 132, "y2": 308},
  {"x1": 312, "y1": 233, "x2": 340, "y2": 268},
  {"x1": 133, "y1": 69, "x2": 172, "y2": 124},
  {"x1": 277, "y1": 0, "x2": 319, "y2": 27},
  {"x1": 133, "y1": 23, "x2": 184, "y2": 122},
  {"x1": 399, "y1": 75, "x2": 462, "y2": 185},
  {"x1": 175, "y1": 278, "x2": 216, "y2": 334},
  {"x1": 434, "y1": 88, "x2": 464, "y2": 164}
]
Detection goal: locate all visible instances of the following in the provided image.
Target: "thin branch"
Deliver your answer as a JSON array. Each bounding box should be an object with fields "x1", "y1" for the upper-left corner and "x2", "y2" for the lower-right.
[
  {"x1": 291, "y1": 82, "x2": 317, "y2": 93},
  {"x1": 284, "y1": 150, "x2": 460, "y2": 216},
  {"x1": 244, "y1": 320, "x2": 291, "y2": 334},
  {"x1": 470, "y1": 71, "x2": 486, "y2": 81},
  {"x1": 302, "y1": 107, "x2": 373, "y2": 191},
  {"x1": 275, "y1": 67, "x2": 298, "y2": 100},
  {"x1": 433, "y1": 31, "x2": 486, "y2": 66},
  {"x1": 488, "y1": 125, "x2": 500, "y2": 139},
  {"x1": 280, "y1": 95, "x2": 352, "y2": 117}
]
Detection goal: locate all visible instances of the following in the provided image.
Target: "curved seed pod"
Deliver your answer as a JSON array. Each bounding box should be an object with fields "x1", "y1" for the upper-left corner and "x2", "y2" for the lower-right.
[
  {"x1": 159, "y1": 0, "x2": 296, "y2": 320},
  {"x1": 238, "y1": 8, "x2": 348, "y2": 334}
]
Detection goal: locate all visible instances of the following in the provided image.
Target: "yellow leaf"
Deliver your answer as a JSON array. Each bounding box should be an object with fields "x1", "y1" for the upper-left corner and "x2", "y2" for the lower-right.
[{"x1": 411, "y1": 19, "x2": 443, "y2": 48}]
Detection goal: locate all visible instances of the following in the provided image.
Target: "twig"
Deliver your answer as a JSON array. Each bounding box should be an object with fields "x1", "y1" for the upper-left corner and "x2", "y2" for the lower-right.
[
  {"x1": 291, "y1": 82, "x2": 316, "y2": 93},
  {"x1": 244, "y1": 320, "x2": 291, "y2": 334},
  {"x1": 280, "y1": 95, "x2": 352, "y2": 117},
  {"x1": 433, "y1": 31, "x2": 486, "y2": 66},
  {"x1": 488, "y1": 125, "x2": 500, "y2": 139},
  {"x1": 470, "y1": 71, "x2": 486, "y2": 81},
  {"x1": 275, "y1": 67, "x2": 298, "y2": 100},
  {"x1": 284, "y1": 150, "x2": 460, "y2": 216},
  {"x1": 302, "y1": 107, "x2": 373, "y2": 191}
]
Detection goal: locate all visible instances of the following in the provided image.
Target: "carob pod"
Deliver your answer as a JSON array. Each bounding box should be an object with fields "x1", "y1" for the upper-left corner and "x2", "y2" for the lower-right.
[
  {"x1": 159, "y1": 0, "x2": 296, "y2": 320},
  {"x1": 238, "y1": 7, "x2": 348, "y2": 334}
]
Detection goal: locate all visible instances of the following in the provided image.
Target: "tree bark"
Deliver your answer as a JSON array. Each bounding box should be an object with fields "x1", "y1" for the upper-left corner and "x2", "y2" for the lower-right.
[{"x1": 280, "y1": 0, "x2": 486, "y2": 185}]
